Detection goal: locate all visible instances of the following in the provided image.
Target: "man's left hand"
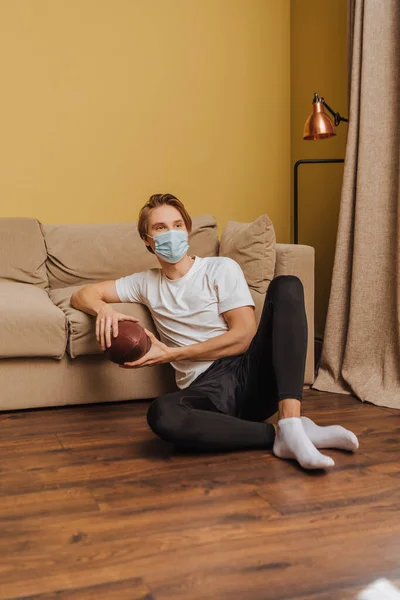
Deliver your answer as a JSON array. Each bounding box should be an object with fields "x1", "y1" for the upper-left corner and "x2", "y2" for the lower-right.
[{"x1": 118, "y1": 329, "x2": 176, "y2": 369}]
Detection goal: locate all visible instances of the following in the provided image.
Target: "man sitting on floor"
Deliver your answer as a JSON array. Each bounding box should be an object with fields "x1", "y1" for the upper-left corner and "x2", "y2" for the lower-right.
[{"x1": 71, "y1": 194, "x2": 359, "y2": 470}]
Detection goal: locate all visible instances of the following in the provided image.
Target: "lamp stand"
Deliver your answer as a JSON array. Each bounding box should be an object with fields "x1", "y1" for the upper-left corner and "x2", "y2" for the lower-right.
[
  {"x1": 293, "y1": 158, "x2": 344, "y2": 244},
  {"x1": 293, "y1": 158, "x2": 345, "y2": 370}
]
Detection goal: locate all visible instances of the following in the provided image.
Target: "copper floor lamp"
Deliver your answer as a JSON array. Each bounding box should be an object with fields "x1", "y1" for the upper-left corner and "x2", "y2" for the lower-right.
[{"x1": 294, "y1": 93, "x2": 348, "y2": 244}]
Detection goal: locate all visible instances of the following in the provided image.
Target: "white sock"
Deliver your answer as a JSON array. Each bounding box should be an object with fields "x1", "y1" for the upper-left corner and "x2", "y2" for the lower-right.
[
  {"x1": 273, "y1": 417, "x2": 335, "y2": 470},
  {"x1": 301, "y1": 416, "x2": 359, "y2": 451}
]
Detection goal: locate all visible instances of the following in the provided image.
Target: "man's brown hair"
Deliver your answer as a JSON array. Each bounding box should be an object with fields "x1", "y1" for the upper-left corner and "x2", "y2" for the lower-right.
[{"x1": 138, "y1": 193, "x2": 192, "y2": 254}]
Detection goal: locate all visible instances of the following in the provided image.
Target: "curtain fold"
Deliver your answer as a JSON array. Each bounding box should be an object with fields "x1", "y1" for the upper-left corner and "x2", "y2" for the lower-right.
[{"x1": 313, "y1": 0, "x2": 400, "y2": 408}]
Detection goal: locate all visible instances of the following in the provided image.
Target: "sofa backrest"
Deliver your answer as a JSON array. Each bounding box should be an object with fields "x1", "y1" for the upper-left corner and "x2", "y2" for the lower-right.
[
  {"x1": 0, "y1": 218, "x2": 48, "y2": 289},
  {"x1": 42, "y1": 214, "x2": 219, "y2": 289}
]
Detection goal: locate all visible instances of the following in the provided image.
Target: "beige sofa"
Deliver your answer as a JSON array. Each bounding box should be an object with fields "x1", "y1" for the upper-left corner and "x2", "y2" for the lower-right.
[{"x1": 0, "y1": 215, "x2": 315, "y2": 411}]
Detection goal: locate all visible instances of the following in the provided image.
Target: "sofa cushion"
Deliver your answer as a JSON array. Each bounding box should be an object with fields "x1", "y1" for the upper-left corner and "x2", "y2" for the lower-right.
[
  {"x1": 219, "y1": 215, "x2": 276, "y2": 294},
  {"x1": 0, "y1": 218, "x2": 48, "y2": 289},
  {"x1": 188, "y1": 214, "x2": 219, "y2": 257},
  {"x1": 43, "y1": 222, "x2": 157, "y2": 289},
  {"x1": 0, "y1": 283, "x2": 67, "y2": 359},
  {"x1": 49, "y1": 285, "x2": 161, "y2": 358},
  {"x1": 43, "y1": 215, "x2": 219, "y2": 289}
]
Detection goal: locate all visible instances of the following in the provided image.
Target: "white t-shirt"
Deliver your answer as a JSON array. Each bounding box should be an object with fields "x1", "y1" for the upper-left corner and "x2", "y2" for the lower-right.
[{"x1": 115, "y1": 256, "x2": 255, "y2": 389}]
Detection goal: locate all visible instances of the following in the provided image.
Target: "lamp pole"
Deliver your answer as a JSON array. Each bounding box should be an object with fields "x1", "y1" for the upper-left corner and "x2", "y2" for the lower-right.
[{"x1": 293, "y1": 158, "x2": 344, "y2": 244}]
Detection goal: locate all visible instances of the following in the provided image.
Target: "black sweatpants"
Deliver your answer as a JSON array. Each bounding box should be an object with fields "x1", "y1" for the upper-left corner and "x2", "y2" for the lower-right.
[{"x1": 147, "y1": 275, "x2": 308, "y2": 451}]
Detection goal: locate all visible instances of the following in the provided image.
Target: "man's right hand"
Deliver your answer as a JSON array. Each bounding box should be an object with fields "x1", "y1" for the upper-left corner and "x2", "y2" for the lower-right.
[{"x1": 95, "y1": 305, "x2": 139, "y2": 351}]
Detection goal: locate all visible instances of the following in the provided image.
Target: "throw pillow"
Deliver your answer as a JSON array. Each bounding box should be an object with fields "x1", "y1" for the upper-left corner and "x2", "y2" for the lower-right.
[{"x1": 219, "y1": 215, "x2": 276, "y2": 294}]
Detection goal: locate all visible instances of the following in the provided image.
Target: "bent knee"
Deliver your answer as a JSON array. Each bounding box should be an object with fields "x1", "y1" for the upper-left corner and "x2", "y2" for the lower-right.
[
  {"x1": 147, "y1": 396, "x2": 188, "y2": 441},
  {"x1": 270, "y1": 275, "x2": 304, "y2": 302}
]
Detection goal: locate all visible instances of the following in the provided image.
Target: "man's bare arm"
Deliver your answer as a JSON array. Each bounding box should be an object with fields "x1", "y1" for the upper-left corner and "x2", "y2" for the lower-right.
[
  {"x1": 120, "y1": 305, "x2": 257, "y2": 368},
  {"x1": 171, "y1": 306, "x2": 257, "y2": 361},
  {"x1": 71, "y1": 281, "x2": 138, "y2": 350},
  {"x1": 70, "y1": 281, "x2": 120, "y2": 316}
]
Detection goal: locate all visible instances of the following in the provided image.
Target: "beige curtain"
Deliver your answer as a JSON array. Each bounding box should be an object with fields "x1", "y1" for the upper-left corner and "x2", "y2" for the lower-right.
[{"x1": 312, "y1": 0, "x2": 400, "y2": 409}]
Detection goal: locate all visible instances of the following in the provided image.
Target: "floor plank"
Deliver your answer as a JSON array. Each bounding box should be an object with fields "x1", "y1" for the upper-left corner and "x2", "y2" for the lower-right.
[
  {"x1": 4, "y1": 578, "x2": 153, "y2": 600},
  {"x1": 0, "y1": 390, "x2": 399, "y2": 600}
]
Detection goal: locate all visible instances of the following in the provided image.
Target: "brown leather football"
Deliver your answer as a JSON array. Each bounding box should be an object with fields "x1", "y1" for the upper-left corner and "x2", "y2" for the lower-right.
[{"x1": 104, "y1": 321, "x2": 152, "y2": 365}]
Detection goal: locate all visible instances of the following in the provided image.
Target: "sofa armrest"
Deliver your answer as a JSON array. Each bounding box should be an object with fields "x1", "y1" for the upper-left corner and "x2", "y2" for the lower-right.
[{"x1": 274, "y1": 244, "x2": 315, "y2": 386}]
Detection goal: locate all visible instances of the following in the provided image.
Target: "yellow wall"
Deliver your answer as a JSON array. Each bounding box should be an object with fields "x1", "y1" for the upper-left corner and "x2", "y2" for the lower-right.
[
  {"x1": 0, "y1": 1, "x2": 348, "y2": 337},
  {"x1": 291, "y1": 0, "x2": 348, "y2": 338},
  {"x1": 0, "y1": 0, "x2": 291, "y2": 241}
]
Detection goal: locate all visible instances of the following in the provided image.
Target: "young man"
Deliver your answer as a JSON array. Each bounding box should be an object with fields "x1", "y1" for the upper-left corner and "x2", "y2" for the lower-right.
[{"x1": 71, "y1": 194, "x2": 358, "y2": 470}]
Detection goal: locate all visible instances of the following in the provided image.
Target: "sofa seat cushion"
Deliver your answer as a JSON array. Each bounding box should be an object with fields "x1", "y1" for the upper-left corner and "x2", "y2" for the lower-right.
[
  {"x1": 49, "y1": 285, "x2": 160, "y2": 358},
  {"x1": 0, "y1": 283, "x2": 67, "y2": 359}
]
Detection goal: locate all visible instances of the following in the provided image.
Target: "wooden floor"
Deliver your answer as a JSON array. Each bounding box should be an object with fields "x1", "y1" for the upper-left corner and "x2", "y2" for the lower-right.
[{"x1": 0, "y1": 390, "x2": 399, "y2": 600}]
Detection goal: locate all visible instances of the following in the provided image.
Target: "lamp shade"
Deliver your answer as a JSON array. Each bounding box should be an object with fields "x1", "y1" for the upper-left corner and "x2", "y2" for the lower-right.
[{"x1": 303, "y1": 100, "x2": 336, "y2": 140}]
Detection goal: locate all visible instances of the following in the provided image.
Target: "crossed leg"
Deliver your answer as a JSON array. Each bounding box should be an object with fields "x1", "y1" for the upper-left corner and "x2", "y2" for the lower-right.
[{"x1": 147, "y1": 276, "x2": 358, "y2": 469}]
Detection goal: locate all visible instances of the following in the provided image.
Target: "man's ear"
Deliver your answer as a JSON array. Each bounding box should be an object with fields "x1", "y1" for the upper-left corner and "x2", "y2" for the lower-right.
[{"x1": 142, "y1": 235, "x2": 155, "y2": 253}]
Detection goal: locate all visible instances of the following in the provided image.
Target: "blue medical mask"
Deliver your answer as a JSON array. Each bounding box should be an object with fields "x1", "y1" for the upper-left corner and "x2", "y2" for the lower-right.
[{"x1": 146, "y1": 229, "x2": 189, "y2": 263}]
